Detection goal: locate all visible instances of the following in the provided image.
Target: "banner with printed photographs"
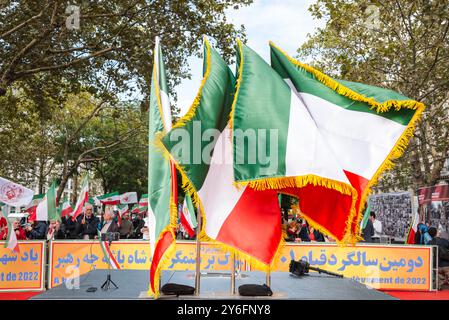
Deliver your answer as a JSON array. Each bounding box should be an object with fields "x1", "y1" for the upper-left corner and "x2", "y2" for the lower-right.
[
  {"x1": 368, "y1": 192, "x2": 414, "y2": 241},
  {"x1": 418, "y1": 185, "x2": 449, "y2": 234}
]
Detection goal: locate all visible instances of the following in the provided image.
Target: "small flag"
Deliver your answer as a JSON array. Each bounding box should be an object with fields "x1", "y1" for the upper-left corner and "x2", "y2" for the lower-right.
[
  {"x1": 98, "y1": 191, "x2": 120, "y2": 205},
  {"x1": 97, "y1": 230, "x2": 121, "y2": 269},
  {"x1": 180, "y1": 194, "x2": 197, "y2": 237},
  {"x1": 36, "y1": 180, "x2": 59, "y2": 221},
  {"x1": 59, "y1": 199, "x2": 73, "y2": 218},
  {"x1": 360, "y1": 198, "x2": 371, "y2": 229},
  {"x1": 72, "y1": 176, "x2": 89, "y2": 220},
  {"x1": 120, "y1": 192, "x2": 138, "y2": 204}
]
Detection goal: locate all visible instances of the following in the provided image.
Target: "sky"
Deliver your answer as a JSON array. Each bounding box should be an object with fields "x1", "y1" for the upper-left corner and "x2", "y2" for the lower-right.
[{"x1": 174, "y1": 0, "x2": 324, "y2": 116}]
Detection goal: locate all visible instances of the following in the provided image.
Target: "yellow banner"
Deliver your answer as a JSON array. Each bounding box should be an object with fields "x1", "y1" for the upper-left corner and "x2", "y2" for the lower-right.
[
  {"x1": 49, "y1": 241, "x2": 248, "y2": 288},
  {"x1": 275, "y1": 243, "x2": 433, "y2": 291},
  {"x1": 0, "y1": 241, "x2": 46, "y2": 292},
  {"x1": 49, "y1": 241, "x2": 433, "y2": 291}
]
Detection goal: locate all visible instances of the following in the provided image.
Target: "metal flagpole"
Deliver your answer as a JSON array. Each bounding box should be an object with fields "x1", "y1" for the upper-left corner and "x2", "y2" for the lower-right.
[
  {"x1": 266, "y1": 269, "x2": 271, "y2": 287},
  {"x1": 195, "y1": 204, "x2": 202, "y2": 295},
  {"x1": 230, "y1": 253, "x2": 236, "y2": 294}
]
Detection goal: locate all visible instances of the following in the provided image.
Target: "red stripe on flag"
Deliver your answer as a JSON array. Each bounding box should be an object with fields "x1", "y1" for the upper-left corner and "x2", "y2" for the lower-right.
[
  {"x1": 72, "y1": 193, "x2": 89, "y2": 221},
  {"x1": 150, "y1": 231, "x2": 174, "y2": 293},
  {"x1": 104, "y1": 242, "x2": 121, "y2": 269},
  {"x1": 180, "y1": 212, "x2": 195, "y2": 237},
  {"x1": 281, "y1": 184, "x2": 354, "y2": 241},
  {"x1": 407, "y1": 229, "x2": 416, "y2": 244},
  {"x1": 343, "y1": 170, "x2": 370, "y2": 235},
  {"x1": 216, "y1": 188, "x2": 281, "y2": 265}
]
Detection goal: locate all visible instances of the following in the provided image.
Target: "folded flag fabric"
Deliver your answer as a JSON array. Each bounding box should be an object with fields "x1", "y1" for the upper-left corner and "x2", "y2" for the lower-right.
[
  {"x1": 117, "y1": 204, "x2": 129, "y2": 226},
  {"x1": 269, "y1": 42, "x2": 424, "y2": 238},
  {"x1": 230, "y1": 41, "x2": 357, "y2": 243},
  {"x1": 0, "y1": 177, "x2": 34, "y2": 207},
  {"x1": 147, "y1": 37, "x2": 178, "y2": 298},
  {"x1": 160, "y1": 38, "x2": 283, "y2": 269},
  {"x1": 180, "y1": 194, "x2": 197, "y2": 237},
  {"x1": 25, "y1": 194, "x2": 44, "y2": 221}
]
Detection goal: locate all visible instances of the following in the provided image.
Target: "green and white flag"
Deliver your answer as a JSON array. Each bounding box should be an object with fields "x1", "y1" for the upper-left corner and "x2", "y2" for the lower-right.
[
  {"x1": 148, "y1": 36, "x2": 177, "y2": 297},
  {"x1": 35, "y1": 180, "x2": 59, "y2": 221},
  {"x1": 230, "y1": 41, "x2": 357, "y2": 242},
  {"x1": 269, "y1": 42, "x2": 424, "y2": 238}
]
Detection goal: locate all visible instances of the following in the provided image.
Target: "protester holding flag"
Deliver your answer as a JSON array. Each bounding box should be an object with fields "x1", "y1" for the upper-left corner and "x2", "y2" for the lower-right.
[
  {"x1": 25, "y1": 218, "x2": 47, "y2": 240},
  {"x1": 76, "y1": 203, "x2": 99, "y2": 239},
  {"x1": 12, "y1": 219, "x2": 26, "y2": 240}
]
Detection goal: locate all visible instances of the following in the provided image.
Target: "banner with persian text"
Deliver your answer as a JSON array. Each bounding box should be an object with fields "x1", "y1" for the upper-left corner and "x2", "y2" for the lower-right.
[
  {"x1": 48, "y1": 241, "x2": 433, "y2": 291},
  {"x1": 0, "y1": 241, "x2": 46, "y2": 292}
]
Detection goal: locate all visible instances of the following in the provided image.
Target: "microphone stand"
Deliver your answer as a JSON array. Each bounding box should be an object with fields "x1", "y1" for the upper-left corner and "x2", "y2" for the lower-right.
[{"x1": 101, "y1": 233, "x2": 119, "y2": 290}]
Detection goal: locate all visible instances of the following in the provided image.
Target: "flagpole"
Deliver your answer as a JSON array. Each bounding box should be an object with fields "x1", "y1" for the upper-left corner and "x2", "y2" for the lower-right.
[
  {"x1": 266, "y1": 269, "x2": 271, "y2": 287},
  {"x1": 195, "y1": 204, "x2": 201, "y2": 295},
  {"x1": 230, "y1": 252, "x2": 235, "y2": 295}
]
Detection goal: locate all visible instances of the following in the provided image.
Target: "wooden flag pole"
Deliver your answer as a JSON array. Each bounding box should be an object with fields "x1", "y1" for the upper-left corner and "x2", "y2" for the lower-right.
[
  {"x1": 195, "y1": 204, "x2": 202, "y2": 295},
  {"x1": 266, "y1": 270, "x2": 271, "y2": 287}
]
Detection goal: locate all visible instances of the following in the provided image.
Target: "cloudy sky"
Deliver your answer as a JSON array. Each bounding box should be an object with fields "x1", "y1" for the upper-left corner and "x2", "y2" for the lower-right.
[{"x1": 174, "y1": 0, "x2": 324, "y2": 115}]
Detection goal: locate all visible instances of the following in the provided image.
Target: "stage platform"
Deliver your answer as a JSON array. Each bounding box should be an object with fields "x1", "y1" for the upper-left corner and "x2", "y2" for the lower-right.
[{"x1": 32, "y1": 270, "x2": 395, "y2": 300}]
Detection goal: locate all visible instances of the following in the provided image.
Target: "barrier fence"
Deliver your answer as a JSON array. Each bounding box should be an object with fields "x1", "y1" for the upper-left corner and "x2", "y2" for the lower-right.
[{"x1": 0, "y1": 240, "x2": 435, "y2": 292}]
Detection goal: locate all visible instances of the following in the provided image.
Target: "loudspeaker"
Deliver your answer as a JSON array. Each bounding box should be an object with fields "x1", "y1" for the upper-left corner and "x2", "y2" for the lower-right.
[{"x1": 238, "y1": 284, "x2": 273, "y2": 296}]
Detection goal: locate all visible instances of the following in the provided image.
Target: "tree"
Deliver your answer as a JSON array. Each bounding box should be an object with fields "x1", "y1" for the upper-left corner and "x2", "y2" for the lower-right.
[
  {"x1": 0, "y1": 0, "x2": 252, "y2": 101},
  {"x1": 299, "y1": 0, "x2": 449, "y2": 191}
]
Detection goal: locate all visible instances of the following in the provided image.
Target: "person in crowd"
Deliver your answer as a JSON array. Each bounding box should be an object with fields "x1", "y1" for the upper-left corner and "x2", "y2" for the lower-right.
[
  {"x1": 25, "y1": 218, "x2": 48, "y2": 239},
  {"x1": 0, "y1": 218, "x2": 7, "y2": 240},
  {"x1": 286, "y1": 221, "x2": 300, "y2": 242},
  {"x1": 12, "y1": 218, "x2": 26, "y2": 240},
  {"x1": 118, "y1": 212, "x2": 134, "y2": 239},
  {"x1": 362, "y1": 215, "x2": 374, "y2": 243},
  {"x1": 309, "y1": 226, "x2": 325, "y2": 242},
  {"x1": 370, "y1": 212, "x2": 382, "y2": 242},
  {"x1": 100, "y1": 207, "x2": 119, "y2": 235},
  {"x1": 141, "y1": 212, "x2": 150, "y2": 240},
  {"x1": 415, "y1": 223, "x2": 432, "y2": 245},
  {"x1": 297, "y1": 219, "x2": 311, "y2": 242},
  {"x1": 76, "y1": 204, "x2": 100, "y2": 239},
  {"x1": 47, "y1": 220, "x2": 66, "y2": 240},
  {"x1": 62, "y1": 215, "x2": 79, "y2": 239},
  {"x1": 132, "y1": 213, "x2": 145, "y2": 239},
  {"x1": 429, "y1": 227, "x2": 449, "y2": 290}
]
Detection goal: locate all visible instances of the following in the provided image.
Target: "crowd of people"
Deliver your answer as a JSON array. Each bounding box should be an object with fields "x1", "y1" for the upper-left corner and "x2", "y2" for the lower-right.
[
  {"x1": 0, "y1": 203, "x2": 150, "y2": 241},
  {"x1": 284, "y1": 217, "x2": 332, "y2": 243}
]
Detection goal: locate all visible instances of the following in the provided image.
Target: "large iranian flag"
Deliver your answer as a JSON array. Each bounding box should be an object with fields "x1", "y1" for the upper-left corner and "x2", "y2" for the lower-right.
[
  {"x1": 148, "y1": 37, "x2": 178, "y2": 297},
  {"x1": 161, "y1": 38, "x2": 283, "y2": 269},
  {"x1": 269, "y1": 42, "x2": 424, "y2": 237},
  {"x1": 72, "y1": 176, "x2": 89, "y2": 220},
  {"x1": 35, "y1": 180, "x2": 59, "y2": 221},
  {"x1": 230, "y1": 41, "x2": 357, "y2": 242}
]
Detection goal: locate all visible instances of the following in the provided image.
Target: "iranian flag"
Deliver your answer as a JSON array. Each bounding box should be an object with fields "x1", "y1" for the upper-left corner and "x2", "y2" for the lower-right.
[
  {"x1": 406, "y1": 202, "x2": 420, "y2": 244},
  {"x1": 117, "y1": 204, "x2": 129, "y2": 226},
  {"x1": 97, "y1": 230, "x2": 121, "y2": 269},
  {"x1": 72, "y1": 176, "x2": 89, "y2": 220},
  {"x1": 229, "y1": 41, "x2": 357, "y2": 243},
  {"x1": 161, "y1": 38, "x2": 283, "y2": 270},
  {"x1": 59, "y1": 199, "x2": 73, "y2": 218},
  {"x1": 0, "y1": 177, "x2": 34, "y2": 207},
  {"x1": 35, "y1": 180, "x2": 59, "y2": 221},
  {"x1": 147, "y1": 37, "x2": 178, "y2": 297},
  {"x1": 0, "y1": 205, "x2": 19, "y2": 253},
  {"x1": 98, "y1": 191, "x2": 120, "y2": 205},
  {"x1": 120, "y1": 192, "x2": 138, "y2": 204},
  {"x1": 269, "y1": 42, "x2": 424, "y2": 238},
  {"x1": 180, "y1": 194, "x2": 197, "y2": 237},
  {"x1": 131, "y1": 204, "x2": 140, "y2": 214},
  {"x1": 25, "y1": 194, "x2": 44, "y2": 221}
]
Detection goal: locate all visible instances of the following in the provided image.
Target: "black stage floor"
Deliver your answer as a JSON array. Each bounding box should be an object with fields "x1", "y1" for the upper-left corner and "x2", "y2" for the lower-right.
[{"x1": 32, "y1": 270, "x2": 395, "y2": 300}]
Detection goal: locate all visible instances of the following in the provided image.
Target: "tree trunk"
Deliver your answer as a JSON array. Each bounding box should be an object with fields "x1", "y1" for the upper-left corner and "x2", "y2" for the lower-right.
[{"x1": 71, "y1": 173, "x2": 78, "y2": 204}]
